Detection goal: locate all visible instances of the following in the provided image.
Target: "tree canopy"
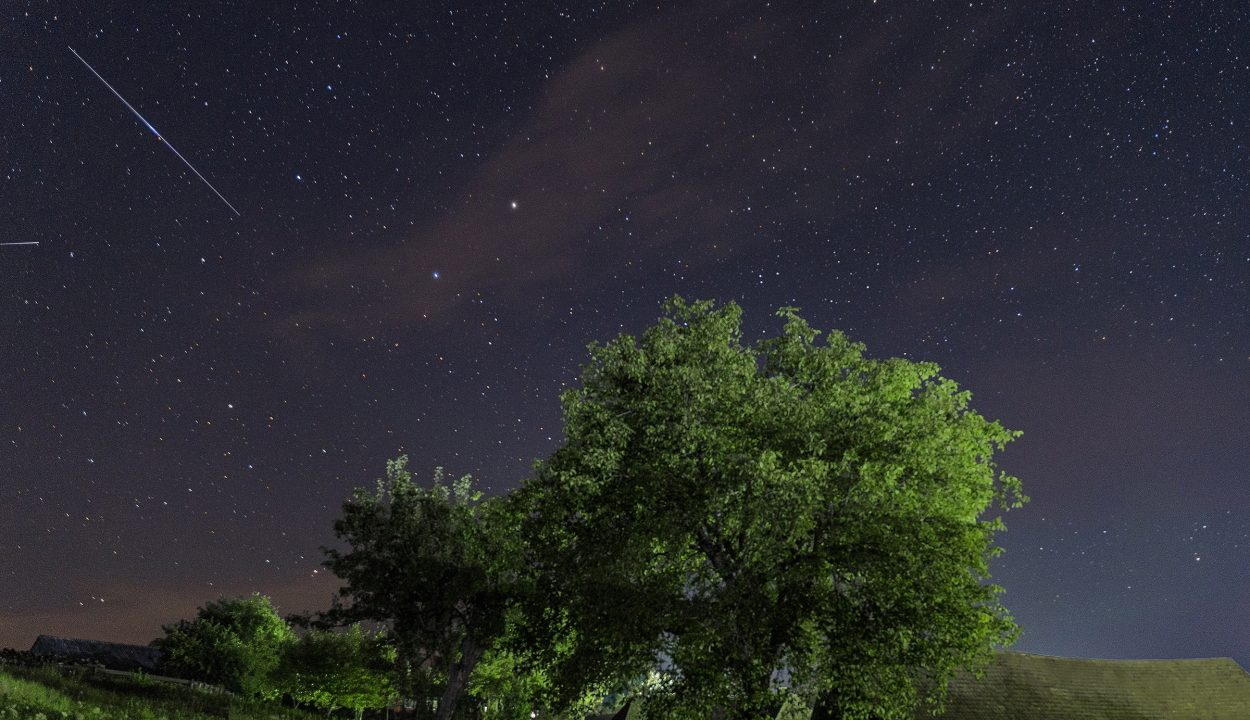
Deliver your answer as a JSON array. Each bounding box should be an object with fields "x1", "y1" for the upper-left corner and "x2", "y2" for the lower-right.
[
  {"x1": 514, "y1": 297, "x2": 1026, "y2": 720},
  {"x1": 313, "y1": 458, "x2": 523, "y2": 720},
  {"x1": 272, "y1": 625, "x2": 396, "y2": 719},
  {"x1": 151, "y1": 593, "x2": 295, "y2": 699}
]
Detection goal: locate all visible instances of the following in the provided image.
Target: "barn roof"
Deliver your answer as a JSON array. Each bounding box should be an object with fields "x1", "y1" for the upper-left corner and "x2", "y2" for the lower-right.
[
  {"x1": 923, "y1": 651, "x2": 1250, "y2": 719},
  {"x1": 27, "y1": 635, "x2": 163, "y2": 673}
]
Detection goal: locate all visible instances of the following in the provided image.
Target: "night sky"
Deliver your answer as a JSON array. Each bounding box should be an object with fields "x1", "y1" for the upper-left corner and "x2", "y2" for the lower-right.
[{"x1": 3, "y1": 1, "x2": 1249, "y2": 669}]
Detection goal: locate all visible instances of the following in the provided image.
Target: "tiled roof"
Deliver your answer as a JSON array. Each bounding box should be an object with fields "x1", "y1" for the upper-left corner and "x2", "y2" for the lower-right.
[
  {"x1": 27, "y1": 635, "x2": 163, "y2": 673},
  {"x1": 923, "y1": 652, "x2": 1250, "y2": 720}
]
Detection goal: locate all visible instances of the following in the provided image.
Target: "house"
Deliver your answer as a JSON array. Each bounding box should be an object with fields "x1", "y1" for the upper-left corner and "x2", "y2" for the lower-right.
[
  {"x1": 906, "y1": 652, "x2": 1250, "y2": 719},
  {"x1": 28, "y1": 635, "x2": 163, "y2": 673}
]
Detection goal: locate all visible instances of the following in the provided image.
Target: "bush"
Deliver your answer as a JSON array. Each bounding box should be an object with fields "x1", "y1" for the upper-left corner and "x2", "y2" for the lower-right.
[
  {"x1": 152, "y1": 593, "x2": 295, "y2": 699},
  {"x1": 271, "y1": 625, "x2": 396, "y2": 720}
]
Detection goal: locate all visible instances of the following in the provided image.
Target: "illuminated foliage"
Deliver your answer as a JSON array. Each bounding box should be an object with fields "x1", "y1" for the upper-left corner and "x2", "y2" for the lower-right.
[
  {"x1": 517, "y1": 297, "x2": 1025, "y2": 720},
  {"x1": 152, "y1": 593, "x2": 294, "y2": 699}
]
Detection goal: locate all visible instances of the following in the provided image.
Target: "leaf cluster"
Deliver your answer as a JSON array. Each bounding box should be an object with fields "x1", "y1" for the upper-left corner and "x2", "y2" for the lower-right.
[
  {"x1": 514, "y1": 297, "x2": 1025, "y2": 720},
  {"x1": 272, "y1": 625, "x2": 397, "y2": 719},
  {"x1": 311, "y1": 297, "x2": 1026, "y2": 720},
  {"x1": 312, "y1": 457, "x2": 527, "y2": 720},
  {"x1": 151, "y1": 594, "x2": 295, "y2": 699}
]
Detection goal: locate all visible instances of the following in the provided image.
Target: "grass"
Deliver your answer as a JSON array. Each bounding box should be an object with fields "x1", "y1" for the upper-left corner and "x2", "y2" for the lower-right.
[
  {"x1": 0, "y1": 665, "x2": 324, "y2": 720},
  {"x1": 924, "y1": 652, "x2": 1250, "y2": 720}
]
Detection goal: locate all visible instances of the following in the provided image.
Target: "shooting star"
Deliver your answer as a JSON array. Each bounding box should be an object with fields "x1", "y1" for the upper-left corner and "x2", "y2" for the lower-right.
[
  {"x1": 67, "y1": 45, "x2": 241, "y2": 217},
  {"x1": 1, "y1": 242, "x2": 40, "y2": 246}
]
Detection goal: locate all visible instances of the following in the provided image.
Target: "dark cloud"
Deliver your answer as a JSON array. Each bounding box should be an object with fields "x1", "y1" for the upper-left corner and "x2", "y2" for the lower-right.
[{"x1": 284, "y1": 2, "x2": 1027, "y2": 335}]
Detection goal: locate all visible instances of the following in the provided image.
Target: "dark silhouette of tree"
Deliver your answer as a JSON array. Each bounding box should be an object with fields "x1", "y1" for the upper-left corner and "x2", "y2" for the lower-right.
[{"x1": 313, "y1": 460, "x2": 524, "y2": 720}]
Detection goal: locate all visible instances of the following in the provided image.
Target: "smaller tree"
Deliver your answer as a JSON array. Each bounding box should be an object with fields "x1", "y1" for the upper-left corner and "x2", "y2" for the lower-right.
[
  {"x1": 152, "y1": 593, "x2": 295, "y2": 698},
  {"x1": 311, "y1": 457, "x2": 525, "y2": 720},
  {"x1": 272, "y1": 625, "x2": 397, "y2": 720}
]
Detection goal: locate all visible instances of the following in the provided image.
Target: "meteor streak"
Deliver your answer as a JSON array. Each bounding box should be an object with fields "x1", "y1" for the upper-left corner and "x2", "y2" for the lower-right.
[
  {"x1": 1, "y1": 242, "x2": 40, "y2": 246},
  {"x1": 67, "y1": 46, "x2": 241, "y2": 217}
]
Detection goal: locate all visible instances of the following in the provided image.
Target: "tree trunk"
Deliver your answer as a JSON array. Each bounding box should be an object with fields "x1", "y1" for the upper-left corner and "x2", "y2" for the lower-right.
[{"x1": 433, "y1": 635, "x2": 486, "y2": 720}]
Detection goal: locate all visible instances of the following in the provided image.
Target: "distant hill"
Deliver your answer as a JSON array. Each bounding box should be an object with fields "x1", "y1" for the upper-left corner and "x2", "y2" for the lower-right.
[{"x1": 917, "y1": 652, "x2": 1250, "y2": 719}]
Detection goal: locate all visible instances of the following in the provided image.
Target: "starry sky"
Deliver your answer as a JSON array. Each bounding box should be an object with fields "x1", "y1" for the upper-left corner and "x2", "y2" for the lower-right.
[{"x1": 3, "y1": 0, "x2": 1249, "y2": 669}]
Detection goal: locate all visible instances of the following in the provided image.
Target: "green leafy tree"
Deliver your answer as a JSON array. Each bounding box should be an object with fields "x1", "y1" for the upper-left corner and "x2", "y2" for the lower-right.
[
  {"x1": 470, "y1": 608, "x2": 632, "y2": 720},
  {"x1": 152, "y1": 593, "x2": 295, "y2": 698},
  {"x1": 516, "y1": 297, "x2": 1026, "y2": 720},
  {"x1": 466, "y1": 643, "x2": 552, "y2": 720},
  {"x1": 272, "y1": 625, "x2": 396, "y2": 720},
  {"x1": 313, "y1": 458, "x2": 524, "y2": 720}
]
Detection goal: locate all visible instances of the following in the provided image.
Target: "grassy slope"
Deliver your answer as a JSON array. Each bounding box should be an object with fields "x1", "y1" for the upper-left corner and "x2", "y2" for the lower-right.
[
  {"x1": 0, "y1": 665, "x2": 322, "y2": 720},
  {"x1": 927, "y1": 652, "x2": 1250, "y2": 720}
]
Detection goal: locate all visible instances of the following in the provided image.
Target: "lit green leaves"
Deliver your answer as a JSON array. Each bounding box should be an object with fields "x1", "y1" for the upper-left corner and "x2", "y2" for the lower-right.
[
  {"x1": 152, "y1": 593, "x2": 295, "y2": 699},
  {"x1": 273, "y1": 625, "x2": 395, "y2": 719},
  {"x1": 519, "y1": 297, "x2": 1025, "y2": 720}
]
